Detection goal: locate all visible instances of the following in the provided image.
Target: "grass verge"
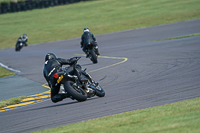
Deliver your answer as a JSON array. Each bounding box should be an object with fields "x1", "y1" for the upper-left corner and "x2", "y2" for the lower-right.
[
  {"x1": 0, "y1": 96, "x2": 26, "y2": 108},
  {"x1": 1, "y1": 0, "x2": 200, "y2": 77},
  {"x1": 34, "y1": 97, "x2": 200, "y2": 133},
  {"x1": 0, "y1": 0, "x2": 200, "y2": 49},
  {"x1": 0, "y1": 66, "x2": 16, "y2": 78},
  {"x1": 0, "y1": 0, "x2": 200, "y2": 131}
]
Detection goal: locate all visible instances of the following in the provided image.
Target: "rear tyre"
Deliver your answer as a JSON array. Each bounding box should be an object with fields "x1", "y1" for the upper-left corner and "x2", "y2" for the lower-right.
[
  {"x1": 64, "y1": 81, "x2": 87, "y2": 102},
  {"x1": 89, "y1": 50, "x2": 98, "y2": 64}
]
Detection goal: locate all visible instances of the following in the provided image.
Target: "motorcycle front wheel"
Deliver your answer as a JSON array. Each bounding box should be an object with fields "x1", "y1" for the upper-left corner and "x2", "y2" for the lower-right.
[
  {"x1": 15, "y1": 43, "x2": 21, "y2": 51},
  {"x1": 64, "y1": 81, "x2": 87, "y2": 102},
  {"x1": 95, "y1": 85, "x2": 105, "y2": 97}
]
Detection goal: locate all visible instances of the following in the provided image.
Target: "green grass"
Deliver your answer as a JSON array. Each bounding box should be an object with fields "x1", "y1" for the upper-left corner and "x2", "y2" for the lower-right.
[
  {"x1": 1, "y1": 0, "x2": 200, "y2": 75},
  {"x1": 34, "y1": 97, "x2": 200, "y2": 133},
  {"x1": 0, "y1": 66, "x2": 15, "y2": 78},
  {"x1": 0, "y1": 96, "x2": 26, "y2": 108},
  {"x1": 0, "y1": 1, "x2": 200, "y2": 131},
  {"x1": 0, "y1": 0, "x2": 199, "y2": 77},
  {"x1": 0, "y1": 0, "x2": 200, "y2": 49},
  {"x1": 0, "y1": 66, "x2": 24, "y2": 107}
]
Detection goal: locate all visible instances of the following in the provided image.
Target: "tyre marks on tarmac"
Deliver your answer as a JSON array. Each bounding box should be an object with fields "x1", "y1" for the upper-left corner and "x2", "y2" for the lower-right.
[{"x1": 76, "y1": 54, "x2": 128, "y2": 73}]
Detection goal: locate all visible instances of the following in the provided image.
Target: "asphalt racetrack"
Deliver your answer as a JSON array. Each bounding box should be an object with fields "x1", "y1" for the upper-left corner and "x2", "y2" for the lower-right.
[{"x1": 0, "y1": 19, "x2": 200, "y2": 133}]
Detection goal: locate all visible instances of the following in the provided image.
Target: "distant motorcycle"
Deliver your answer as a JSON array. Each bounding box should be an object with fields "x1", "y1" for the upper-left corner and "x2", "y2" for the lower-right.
[
  {"x1": 15, "y1": 39, "x2": 26, "y2": 51},
  {"x1": 53, "y1": 56, "x2": 105, "y2": 102},
  {"x1": 86, "y1": 41, "x2": 99, "y2": 64}
]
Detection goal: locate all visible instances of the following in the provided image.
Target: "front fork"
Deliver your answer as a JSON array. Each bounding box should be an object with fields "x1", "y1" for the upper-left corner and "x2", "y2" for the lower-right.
[
  {"x1": 74, "y1": 67, "x2": 96, "y2": 97},
  {"x1": 83, "y1": 80, "x2": 96, "y2": 98}
]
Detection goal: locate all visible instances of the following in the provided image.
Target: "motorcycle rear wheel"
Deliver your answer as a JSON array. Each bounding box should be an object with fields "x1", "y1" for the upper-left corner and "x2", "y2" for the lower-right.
[
  {"x1": 64, "y1": 81, "x2": 87, "y2": 102},
  {"x1": 89, "y1": 50, "x2": 98, "y2": 64}
]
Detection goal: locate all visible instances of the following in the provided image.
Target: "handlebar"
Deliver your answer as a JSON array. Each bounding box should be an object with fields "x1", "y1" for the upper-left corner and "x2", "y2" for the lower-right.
[
  {"x1": 74, "y1": 56, "x2": 81, "y2": 60},
  {"x1": 70, "y1": 56, "x2": 81, "y2": 66}
]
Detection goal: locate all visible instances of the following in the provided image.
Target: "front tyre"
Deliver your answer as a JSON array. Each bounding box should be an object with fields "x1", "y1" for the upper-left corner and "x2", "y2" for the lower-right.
[
  {"x1": 15, "y1": 43, "x2": 21, "y2": 51},
  {"x1": 64, "y1": 81, "x2": 87, "y2": 102},
  {"x1": 95, "y1": 85, "x2": 105, "y2": 97}
]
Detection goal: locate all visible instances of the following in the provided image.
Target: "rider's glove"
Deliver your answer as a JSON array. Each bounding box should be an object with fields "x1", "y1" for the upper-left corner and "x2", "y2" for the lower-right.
[
  {"x1": 69, "y1": 58, "x2": 77, "y2": 65},
  {"x1": 80, "y1": 42, "x2": 83, "y2": 48}
]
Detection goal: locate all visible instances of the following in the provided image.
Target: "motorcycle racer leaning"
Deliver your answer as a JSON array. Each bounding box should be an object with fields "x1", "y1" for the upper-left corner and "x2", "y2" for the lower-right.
[
  {"x1": 43, "y1": 53, "x2": 96, "y2": 103},
  {"x1": 80, "y1": 28, "x2": 100, "y2": 58},
  {"x1": 43, "y1": 53, "x2": 77, "y2": 103},
  {"x1": 16, "y1": 33, "x2": 28, "y2": 47}
]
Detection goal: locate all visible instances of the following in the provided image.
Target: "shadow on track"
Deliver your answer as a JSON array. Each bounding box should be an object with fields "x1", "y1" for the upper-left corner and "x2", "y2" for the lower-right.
[{"x1": 20, "y1": 97, "x2": 100, "y2": 113}]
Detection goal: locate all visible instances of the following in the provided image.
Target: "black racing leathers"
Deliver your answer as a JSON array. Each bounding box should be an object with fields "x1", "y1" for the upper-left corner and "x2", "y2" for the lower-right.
[
  {"x1": 43, "y1": 58, "x2": 73, "y2": 103},
  {"x1": 80, "y1": 32, "x2": 98, "y2": 54},
  {"x1": 16, "y1": 36, "x2": 28, "y2": 46},
  {"x1": 81, "y1": 32, "x2": 96, "y2": 47}
]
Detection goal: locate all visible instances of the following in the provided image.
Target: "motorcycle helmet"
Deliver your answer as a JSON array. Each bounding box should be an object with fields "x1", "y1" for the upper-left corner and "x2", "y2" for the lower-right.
[
  {"x1": 23, "y1": 33, "x2": 27, "y2": 37},
  {"x1": 45, "y1": 53, "x2": 57, "y2": 61},
  {"x1": 22, "y1": 33, "x2": 27, "y2": 40},
  {"x1": 83, "y1": 28, "x2": 90, "y2": 32}
]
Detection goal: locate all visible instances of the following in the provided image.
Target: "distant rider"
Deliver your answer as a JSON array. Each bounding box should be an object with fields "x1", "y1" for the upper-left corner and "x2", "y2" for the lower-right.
[
  {"x1": 80, "y1": 28, "x2": 100, "y2": 58},
  {"x1": 16, "y1": 33, "x2": 28, "y2": 47},
  {"x1": 43, "y1": 53, "x2": 77, "y2": 103}
]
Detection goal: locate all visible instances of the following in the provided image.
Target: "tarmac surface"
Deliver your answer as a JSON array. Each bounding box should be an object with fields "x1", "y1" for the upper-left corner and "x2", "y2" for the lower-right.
[
  {"x1": 0, "y1": 75, "x2": 48, "y2": 101},
  {"x1": 0, "y1": 19, "x2": 200, "y2": 133}
]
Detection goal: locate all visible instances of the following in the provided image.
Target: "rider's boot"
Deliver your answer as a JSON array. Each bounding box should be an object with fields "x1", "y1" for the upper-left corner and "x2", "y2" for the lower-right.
[
  {"x1": 94, "y1": 46, "x2": 100, "y2": 55},
  {"x1": 86, "y1": 52, "x2": 89, "y2": 58},
  {"x1": 62, "y1": 93, "x2": 70, "y2": 99},
  {"x1": 96, "y1": 48, "x2": 100, "y2": 55},
  {"x1": 84, "y1": 50, "x2": 89, "y2": 58}
]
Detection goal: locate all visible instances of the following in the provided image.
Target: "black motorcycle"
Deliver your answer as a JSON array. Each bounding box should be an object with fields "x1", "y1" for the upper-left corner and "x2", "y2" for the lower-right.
[
  {"x1": 86, "y1": 42, "x2": 98, "y2": 64},
  {"x1": 15, "y1": 39, "x2": 26, "y2": 51},
  {"x1": 53, "y1": 56, "x2": 105, "y2": 102}
]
